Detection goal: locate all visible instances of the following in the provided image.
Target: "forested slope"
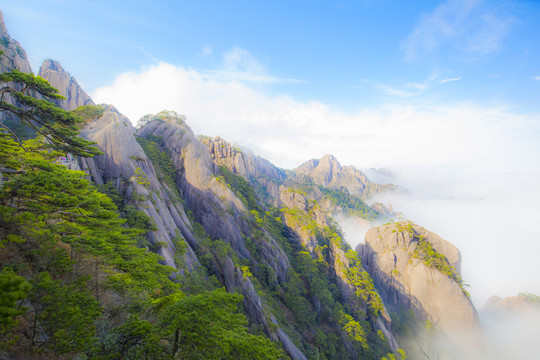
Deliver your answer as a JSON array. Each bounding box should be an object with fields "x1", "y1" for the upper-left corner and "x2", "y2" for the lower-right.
[{"x1": 0, "y1": 10, "x2": 479, "y2": 360}]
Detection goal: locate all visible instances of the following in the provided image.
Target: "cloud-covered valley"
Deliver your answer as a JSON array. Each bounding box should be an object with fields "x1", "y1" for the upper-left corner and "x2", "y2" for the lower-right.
[{"x1": 93, "y1": 59, "x2": 540, "y2": 307}]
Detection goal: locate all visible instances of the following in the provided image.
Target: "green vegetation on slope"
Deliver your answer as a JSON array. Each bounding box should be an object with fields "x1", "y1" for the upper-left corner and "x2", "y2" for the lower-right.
[
  {"x1": 0, "y1": 71, "x2": 285, "y2": 359},
  {"x1": 318, "y1": 186, "x2": 379, "y2": 220},
  {"x1": 70, "y1": 104, "x2": 105, "y2": 123},
  {"x1": 217, "y1": 165, "x2": 393, "y2": 359},
  {"x1": 393, "y1": 221, "x2": 469, "y2": 297}
]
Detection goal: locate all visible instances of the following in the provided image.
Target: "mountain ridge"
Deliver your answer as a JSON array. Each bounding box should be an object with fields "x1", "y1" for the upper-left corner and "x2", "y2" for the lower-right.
[{"x1": 0, "y1": 10, "x2": 488, "y2": 360}]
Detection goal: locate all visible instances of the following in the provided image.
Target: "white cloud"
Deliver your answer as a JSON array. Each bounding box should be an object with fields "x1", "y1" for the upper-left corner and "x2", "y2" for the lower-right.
[
  {"x1": 201, "y1": 47, "x2": 303, "y2": 84},
  {"x1": 222, "y1": 47, "x2": 264, "y2": 74},
  {"x1": 403, "y1": 0, "x2": 513, "y2": 60},
  {"x1": 438, "y1": 77, "x2": 462, "y2": 83},
  {"x1": 92, "y1": 61, "x2": 540, "y2": 307},
  {"x1": 201, "y1": 45, "x2": 213, "y2": 56},
  {"x1": 533, "y1": 76, "x2": 540, "y2": 81}
]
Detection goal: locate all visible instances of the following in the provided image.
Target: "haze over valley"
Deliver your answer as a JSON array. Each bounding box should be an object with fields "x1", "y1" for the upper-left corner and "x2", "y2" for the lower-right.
[{"x1": 1, "y1": 1, "x2": 540, "y2": 359}]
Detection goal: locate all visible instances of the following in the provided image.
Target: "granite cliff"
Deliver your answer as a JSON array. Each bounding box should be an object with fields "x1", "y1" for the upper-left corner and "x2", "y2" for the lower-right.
[
  {"x1": 0, "y1": 10, "x2": 487, "y2": 359},
  {"x1": 358, "y1": 222, "x2": 480, "y2": 357},
  {"x1": 38, "y1": 59, "x2": 94, "y2": 111}
]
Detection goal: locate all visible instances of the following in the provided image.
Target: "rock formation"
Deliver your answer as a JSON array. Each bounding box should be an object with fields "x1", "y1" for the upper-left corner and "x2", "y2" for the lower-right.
[
  {"x1": 0, "y1": 11, "x2": 31, "y2": 74},
  {"x1": 293, "y1": 154, "x2": 396, "y2": 199},
  {"x1": 0, "y1": 9, "x2": 494, "y2": 360},
  {"x1": 483, "y1": 294, "x2": 539, "y2": 315},
  {"x1": 38, "y1": 59, "x2": 94, "y2": 111},
  {"x1": 79, "y1": 106, "x2": 199, "y2": 273},
  {"x1": 358, "y1": 222, "x2": 479, "y2": 344}
]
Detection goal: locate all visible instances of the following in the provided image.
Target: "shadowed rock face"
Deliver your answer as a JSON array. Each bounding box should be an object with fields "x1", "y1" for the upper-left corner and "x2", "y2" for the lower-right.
[
  {"x1": 137, "y1": 119, "x2": 307, "y2": 359},
  {"x1": 79, "y1": 106, "x2": 199, "y2": 273},
  {"x1": 0, "y1": 10, "x2": 35, "y2": 134},
  {"x1": 38, "y1": 59, "x2": 94, "y2": 111},
  {"x1": 358, "y1": 223, "x2": 479, "y2": 340},
  {"x1": 201, "y1": 135, "x2": 286, "y2": 207},
  {"x1": 138, "y1": 119, "x2": 250, "y2": 258}
]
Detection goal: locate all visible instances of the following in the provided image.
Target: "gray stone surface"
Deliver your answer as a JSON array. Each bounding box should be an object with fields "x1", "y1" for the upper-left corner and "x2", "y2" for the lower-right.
[
  {"x1": 358, "y1": 223, "x2": 479, "y2": 339},
  {"x1": 0, "y1": 10, "x2": 32, "y2": 74},
  {"x1": 79, "y1": 106, "x2": 199, "y2": 273},
  {"x1": 38, "y1": 59, "x2": 94, "y2": 110},
  {"x1": 294, "y1": 154, "x2": 396, "y2": 199}
]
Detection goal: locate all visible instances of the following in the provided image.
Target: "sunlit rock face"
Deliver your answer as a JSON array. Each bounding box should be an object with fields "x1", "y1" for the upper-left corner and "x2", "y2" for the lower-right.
[
  {"x1": 38, "y1": 59, "x2": 94, "y2": 110},
  {"x1": 293, "y1": 154, "x2": 396, "y2": 199},
  {"x1": 357, "y1": 223, "x2": 479, "y2": 341},
  {"x1": 79, "y1": 106, "x2": 199, "y2": 273},
  {"x1": 201, "y1": 135, "x2": 286, "y2": 207},
  {"x1": 0, "y1": 11, "x2": 31, "y2": 74}
]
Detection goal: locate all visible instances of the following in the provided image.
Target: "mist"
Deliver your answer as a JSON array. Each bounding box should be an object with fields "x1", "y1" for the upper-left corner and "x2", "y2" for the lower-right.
[
  {"x1": 93, "y1": 60, "x2": 540, "y2": 307},
  {"x1": 365, "y1": 164, "x2": 540, "y2": 308},
  {"x1": 93, "y1": 58, "x2": 540, "y2": 359}
]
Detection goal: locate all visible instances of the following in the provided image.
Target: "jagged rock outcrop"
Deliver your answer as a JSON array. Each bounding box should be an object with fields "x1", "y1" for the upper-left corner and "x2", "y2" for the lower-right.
[
  {"x1": 201, "y1": 135, "x2": 287, "y2": 206},
  {"x1": 0, "y1": 10, "x2": 36, "y2": 139},
  {"x1": 79, "y1": 105, "x2": 198, "y2": 273},
  {"x1": 38, "y1": 59, "x2": 94, "y2": 111},
  {"x1": 138, "y1": 119, "x2": 250, "y2": 257},
  {"x1": 137, "y1": 117, "x2": 293, "y2": 283},
  {"x1": 137, "y1": 118, "x2": 307, "y2": 359},
  {"x1": 294, "y1": 154, "x2": 396, "y2": 199},
  {"x1": 0, "y1": 11, "x2": 31, "y2": 74},
  {"x1": 358, "y1": 222, "x2": 478, "y2": 340}
]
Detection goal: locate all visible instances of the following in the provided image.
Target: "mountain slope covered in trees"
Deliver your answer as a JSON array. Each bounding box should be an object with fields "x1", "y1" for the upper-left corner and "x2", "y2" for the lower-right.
[{"x1": 0, "y1": 11, "x2": 480, "y2": 360}]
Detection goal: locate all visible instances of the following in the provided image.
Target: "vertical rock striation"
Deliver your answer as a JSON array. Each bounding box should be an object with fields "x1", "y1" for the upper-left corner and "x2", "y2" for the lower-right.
[
  {"x1": 38, "y1": 59, "x2": 94, "y2": 111},
  {"x1": 79, "y1": 106, "x2": 199, "y2": 273}
]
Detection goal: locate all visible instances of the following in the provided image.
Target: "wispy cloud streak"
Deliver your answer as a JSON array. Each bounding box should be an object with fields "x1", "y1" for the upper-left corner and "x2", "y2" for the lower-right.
[
  {"x1": 438, "y1": 77, "x2": 462, "y2": 84},
  {"x1": 402, "y1": 0, "x2": 513, "y2": 60}
]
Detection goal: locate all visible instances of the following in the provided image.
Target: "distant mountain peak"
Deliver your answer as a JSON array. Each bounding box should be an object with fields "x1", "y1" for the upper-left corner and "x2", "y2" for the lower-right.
[{"x1": 38, "y1": 59, "x2": 94, "y2": 111}]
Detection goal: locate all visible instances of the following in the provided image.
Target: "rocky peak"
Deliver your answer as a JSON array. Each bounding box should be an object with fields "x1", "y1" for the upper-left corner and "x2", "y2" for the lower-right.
[
  {"x1": 358, "y1": 222, "x2": 478, "y2": 346},
  {"x1": 294, "y1": 154, "x2": 387, "y2": 198},
  {"x1": 0, "y1": 10, "x2": 32, "y2": 74},
  {"x1": 38, "y1": 59, "x2": 94, "y2": 110}
]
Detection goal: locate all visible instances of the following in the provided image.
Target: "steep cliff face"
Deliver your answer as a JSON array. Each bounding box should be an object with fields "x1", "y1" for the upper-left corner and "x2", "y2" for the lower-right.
[
  {"x1": 78, "y1": 106, "x2": 199, "y2": 273},
  {"x1": 38, "y1": 59, "x2": 94, "y2": 110},
  {"x1": 138, "y1": 119, "x2": 250, "y2": 257},
  {"x1": 0, "y1": 10, "x2": 36, "y2": 139},
  {"x1": 0, "y1": 11, "x2": 31, "y2": 74},
  {"x1": 1, "y1": 11, "x2": 493, "y2": 360},
  {"x1": 136, "y1": 116, "x2": 309, "y2": 359},
  {"x1": 201, "y1": 135, "x2": 287, "y2": 206},
  {"x1": 200, "y1": 134, "x2": 400, "y2": 355},
  {"x1": 358, "y1": 222, "x2": 478, "y2": 340}
]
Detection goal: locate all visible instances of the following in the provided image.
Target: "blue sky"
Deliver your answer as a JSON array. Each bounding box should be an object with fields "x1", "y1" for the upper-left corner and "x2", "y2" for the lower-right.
[
  {"x1": 2, "y1": 1, "x2": 540, "y2": 305},
  {"x1": 2, "y1": 0, "x2": 540, "y2": 112}
]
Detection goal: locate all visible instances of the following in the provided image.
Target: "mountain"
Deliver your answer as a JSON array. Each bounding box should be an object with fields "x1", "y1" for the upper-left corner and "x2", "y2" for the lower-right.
[
  {"x1": 483, "y1": 293, "x2": 540, "y2": 315},
  {"x1": 0, "y1": 10, "x2": 483, "y2": 360},
  {"x1": 38, "y1": 59, "x2": 94, "y2": 111},
  {"x1": 358, "y1": 222, "x2": 480, "y2": 357},
  {"x1": 0, "y1": 11, "x2": 31, "y2": 74},
  {"x1": 293, "y1": 154, "x2": 396, "y2": 200}
]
